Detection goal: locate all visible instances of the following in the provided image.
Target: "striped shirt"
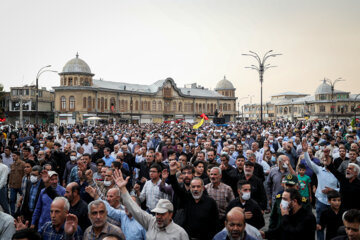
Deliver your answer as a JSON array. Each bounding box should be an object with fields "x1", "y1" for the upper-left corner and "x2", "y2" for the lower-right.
[
  {"x1": 83, "y1": 222, "x2": 125, "y2": 240},
  {"x1": 205, "y1": 182, "x2": 235, "y2": 219}
]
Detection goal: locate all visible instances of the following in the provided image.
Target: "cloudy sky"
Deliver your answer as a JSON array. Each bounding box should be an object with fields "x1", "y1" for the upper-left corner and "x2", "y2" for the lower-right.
[{"x1": 1, "y1": 0, "x2": 359, "y2": 106}]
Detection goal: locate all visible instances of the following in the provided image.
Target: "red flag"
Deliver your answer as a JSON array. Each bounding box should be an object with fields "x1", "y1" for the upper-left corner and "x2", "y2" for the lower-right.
[{"x1": 200, "y1": 113, "x2": 208, "y2": 120}]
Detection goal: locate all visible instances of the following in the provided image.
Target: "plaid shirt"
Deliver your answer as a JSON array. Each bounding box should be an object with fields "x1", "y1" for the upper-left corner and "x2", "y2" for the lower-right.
[
  {"x1": 20, "y1": 175, "x2": 29, "y2": 196},
  {"x1": 39, "y1": 221, "x2": 83, "y2": 240},
  {"x1": 28, "y1": 180, "x2": 41, "y2": 211},
  {"x1": 83, "y1": 222, "x2": 125, "y2": 240},
  {"x1": 205, "y1": 182, "x2": 235, "y2": 219}
]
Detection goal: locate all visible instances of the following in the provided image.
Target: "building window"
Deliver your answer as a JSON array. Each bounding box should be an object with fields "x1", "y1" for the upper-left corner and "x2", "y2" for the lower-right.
[
  {"x1": 98, "y1": 98, "x2": 100, "y2": 109},
  {"x1": 69, "y1": 96, "x2": 75, "y2": 110},
  {"x1": 157, "y1": 101, "x2": 162, "y2": 111},
  {"x1": 152, "y1": 100, "x2": 157, "y2": 111},
  {"x1": 83, "y1": 97, "x2": 86, "y2": 109},
  {"x1": 110, "y1": 98, "x2": 115, "y2": 112},
  {"x1": 125, "y1": 100, "x2": 128, "y2": 111},
  {"x1": 101, "y1": 97, "x2": 104, "y2": 111},
  {"x1": 93, "y1": 98, "x2": 95, "y2": 109},
  {"x1": 179, "y1": 102, "x2": 182, "y2": 112},
  {"x1": 61, "y1": 96, "x2": 66, "y2": 110},
  {"x1": 228, "y1": 104, "x2": 231, "y2": 111},
  {"x1": 319, "y1": 94, "x2": 327, "y2": 100},
  {"x1": 319, "y1": 105, "x2": 326, "y2": 112},
  {"x1": 163, "y1": 87, "x2": 172, "y2": 98},
  {"x1": 120, "y1": 100, "x2": 125, "y2": 112},
  {"x1": 135, "y1": 101, "x2": 139, "y2": 111},
  {"x1": 105, "y1": 99, "x2": 108, "y2": 110},
  {"x1": 68, "y1": 78, "x2": 73, "y2": 86},
  {"x1": 172, "y1": 101, "x2": 176, "y2": 111},
  {"x1": 88, "y1": 96, "x2": 92, "y2": 111},
  {"x1": 223, "y1": 103, "x2": 227, "y2": 111}
]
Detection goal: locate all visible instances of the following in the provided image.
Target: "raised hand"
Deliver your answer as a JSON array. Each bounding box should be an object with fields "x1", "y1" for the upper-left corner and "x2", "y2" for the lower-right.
[
  {"x1": 41, "y1": 169, "x2": 50, "y2": 186},
  {"x1": 113, "y1": 169, "x2": 129, "y2": 190},
  {"x1": 85, "y1": 169, "x2": 93, "y2": 181},
  {"x1": 161, "y1": 169, "x2": 169, "y2": 180},
  {"x1": 64, "y1": 214, "x2": 78, "y2": 236},
  {"x1": 14, "y1": 216, "x2": 28, "y2": 230},
  {"x1": 85, "y1": 186, "x2": 97, "y2": 199},
  {"x1": 301, "y1": 138, "x2": 308, "y2": 152},
  {"x1": 169, "y1": 160, "x2": 178, "y2": 175}
]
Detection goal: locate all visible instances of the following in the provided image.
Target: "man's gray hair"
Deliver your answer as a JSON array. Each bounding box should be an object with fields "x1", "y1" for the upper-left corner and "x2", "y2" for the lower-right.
[
  {"x1": 211, "y1": 166, "x2": 222, "y2": 175},
  {"x1": 53, "y1": 196, "x2": 70, "y2": 212},
  {"x1": 88, "y1": 199, "x2": 107, "y2": 213},
  {"x1": 32, "y1": 165, "x2": 43, "y2": 174},
  {"x1": 348, "y1": 163, "x2": 360, "y2": 174}
]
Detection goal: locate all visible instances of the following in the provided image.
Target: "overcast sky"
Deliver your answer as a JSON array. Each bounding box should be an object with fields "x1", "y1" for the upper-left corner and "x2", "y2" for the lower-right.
[{"x1": 1, "y1": 0, "x2": 359, "y2": 106}]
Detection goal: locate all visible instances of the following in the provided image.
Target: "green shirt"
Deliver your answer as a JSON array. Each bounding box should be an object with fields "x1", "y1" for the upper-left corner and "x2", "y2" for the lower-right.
[{"x1": 298, "y1": 174, "x2": 311, "y2": 198}]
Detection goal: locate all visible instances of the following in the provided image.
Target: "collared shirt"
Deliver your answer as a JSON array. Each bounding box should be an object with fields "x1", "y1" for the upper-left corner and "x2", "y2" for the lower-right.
[
  {"x1": 0, "y1": 211, "x2": 15, "y2": 239},
  {"x1": 116, "y1": 191, "x2": 189, "y2": 240},
  {"x1": 69, "y1": 166, "x2": 80, "y2": 183},
  {"x1": 102, "y1": 155, "x2": 115, "y2": 167},
  {"x1": 82, "y1": 142, "x2": 94, "y2": 155},
  {"x1": 21, "y1": 175, "x2": 29, "y2": 197},
  {"x1": 39, "y1": 221, "x2": 83, "y2": 240},
  {"x1": 29, "y1": 180, "x2": 42, "y2": 211},
  {"x1": 205, "y1": 182, "x2": 234, "y2": 219},
  {"x1": 106, "y1": 204, "x2": 123, "y2": 228},
  {"x1": 304, "y1": 152, "x2": 339, "y2": 205},
  {"x1": 9, "y1": 159, "x2": 26, "y2": 189},
  {"x1": 83, "y1": 222, "x2": 125, "y2": 240},
  {"x1": 267, "y1": 166, "x2": 289, "y2": 200},
  {"x1": 0, "y1": 153, "x2": 13, "y2": 170},
  {"x1": 139, "y1": 179, "x2": 171, "y2": 210},
  {"x1": 102, "y1": 200, "x2": 146, "y2": 240}
]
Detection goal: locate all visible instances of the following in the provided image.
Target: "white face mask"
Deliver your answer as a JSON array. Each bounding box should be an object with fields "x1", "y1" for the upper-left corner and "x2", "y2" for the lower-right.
[
  {"x1": 242, "y1": 192, "x2": 251, "y2": 201},
  {"x1": 40, "y1": 144, "x2": 44, "y2": 148},
  {"x1": 93, "y1": 149, "x2": 98, "y2": 153},
  {"x1": 30, "y1": 175, "x2": 39, "y2": 184},
  {"x1": 26, "y1": 143, "x2": 31, "y2": 147},
  {"x1": 283, "y1": 163, "x2": 288, "y2": 169},
  {"x1": 281, "y1": 199, "x2": 289, "y2": 210},
  {"x1": 70, "y1": 156, "x2": 77, "y2": 161},
  {"x1": 103, "y1": 180, "x2": 112, "y2": 187}
]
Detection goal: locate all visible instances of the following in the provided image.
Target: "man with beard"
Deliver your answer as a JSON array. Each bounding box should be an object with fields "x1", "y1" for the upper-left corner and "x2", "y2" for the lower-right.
[
  {"x1": 333, "y1": 147, "x2": 349, "y2": 170},
  {"x1": 338, "y1": 149, "x2": 360, "y2": 176},
  {"x1": 332, "y1": 209, "x2": 360, "y2": 240},
  {"x1": 279, "y1": 188, "x2": 316, "y2": 240},
  {"x1": 169, "y1": 160, "x2": 219, "y2": 240},
  {"x1": 213, "y1": 207, "x2": 257, "y2": 240},
  {"x1": 106, "y1": 169, "x2": 189, "y2": 239},
  {"x1": 64, "y1": 182, "x2": 91, "y2": 232},
  {"x1": 31, "y1": 171, "x2": 66, "y2": 230},
  {"x1": 83, "y1": 200, "x2": 125, "y2": 240},
  {"x1": 52, "y1": 142, "x2": 66, "y2": 181},
  {"x1": 327, "y1": 161, "x2": 360, "y2": 211}
]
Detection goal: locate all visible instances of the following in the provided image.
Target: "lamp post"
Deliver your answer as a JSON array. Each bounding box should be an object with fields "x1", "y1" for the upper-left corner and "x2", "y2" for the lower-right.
[
  {"x1": 243, "y1": 50, "x2": 281, "y2": 123},
  {"x1": 35, "y1": 65, "x2": 57, "y2": 124},
  {"x1": 324, "y1": 77, "x2": 344, "y2": 120}
]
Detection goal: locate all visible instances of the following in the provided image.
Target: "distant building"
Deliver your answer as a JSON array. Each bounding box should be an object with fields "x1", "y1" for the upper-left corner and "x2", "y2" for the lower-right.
[
  {"x1": 243, "y1": 80, "x2": 360, "y2": 120},
  {"x1": 7, "y1": 85, "x2": 54, "y2": 124},
  {"x1": 53, "y1": 54, "x2": 237, "y2": 124}
]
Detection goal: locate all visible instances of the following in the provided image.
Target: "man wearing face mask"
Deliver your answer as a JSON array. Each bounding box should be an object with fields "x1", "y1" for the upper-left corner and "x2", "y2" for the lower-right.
[
  {"x1": 63, "y1": 151, "x2": 78, "y2": 186},
  {"x1": 226, "y1": 180, "x2": 265, "y2": 230},
  {"x1": 19, "y1": 165, "x2": 44, "y2": 223},
  {"x1": 279, "y1": 188, "x2": 316, "y2": 240}
]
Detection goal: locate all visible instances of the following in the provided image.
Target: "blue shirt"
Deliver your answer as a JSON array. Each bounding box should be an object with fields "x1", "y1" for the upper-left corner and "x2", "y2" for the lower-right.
[
  {"x1": 103, "y1": 155, "x2": 115, "y2": 167},
  {"x1": 39, "y1": 221, "x2": 83, "y2": 240},
  {"x1": 29, "y1": 180, "x2": 41, "y2": 211},
  {"x1": 304, "y1": 152, "x2": 339, "y2": 205},
  {"x1": 102, "y1": 200, "x2": 146, "y2": 240},
  {"x1": 31, "y1": 185, "x2": 66, "y2": 229}
]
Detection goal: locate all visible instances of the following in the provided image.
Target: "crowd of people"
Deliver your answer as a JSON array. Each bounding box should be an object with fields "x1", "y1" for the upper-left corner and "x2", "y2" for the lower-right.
[{"x1": 0, "y1": 119, "x2": 359, "y2": 240}]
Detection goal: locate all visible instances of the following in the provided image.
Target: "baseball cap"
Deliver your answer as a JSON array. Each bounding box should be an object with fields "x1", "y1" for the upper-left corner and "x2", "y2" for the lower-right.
[
  {"x1": 151, "y1": 199, "x2": 174, "y2": 214},
  {"x1": 48, "y1": 171, "x2": 58, "y2": 178},
  {"x1": 282, "y1": 174, "x2": 298, "y2": 185}
]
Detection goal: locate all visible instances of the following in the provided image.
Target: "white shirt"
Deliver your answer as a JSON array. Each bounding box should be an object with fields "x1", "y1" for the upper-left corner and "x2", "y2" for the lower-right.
[
  {"x1": 139, "y1": 179, "x2": 170, "y2": 210},
  {"x1": 82, "y1": 142, "x2": 94, "y2": 154}
]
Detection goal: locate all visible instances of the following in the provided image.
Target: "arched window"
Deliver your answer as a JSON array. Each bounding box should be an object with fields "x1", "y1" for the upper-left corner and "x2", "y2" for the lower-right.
[
  {"x1": 74, "y1": 77, "x2": 78, "y2": 85},
  {"x1": 61, "y1": 96, "x2": 66, "y2": 110},
  {"x1": 199, "y1": 103, "x2": 202, "y2": 112},
  {"x1": 105, "y1": 99, "x2": 108, "y2": 110},
  {"x1": 101, "y1": 97, "x2": 104, "y2": 112},
  {"x1": 110, "y1": 98, "x2": 115, "y2": 112},
  {"x1": 203, "y1": 104, "x2": 206, "y2": 112},
  {"x1": 319, "y1": 105, "x2": 326, "y2": 112},
  {"x1": 97, "y1": 98, "x2": 100, "y2": 109},
  {"x1": 172, "y1": 101, "x2": 177, "y2": 111},
  {"x1": 196, "y1": 103, "x2": 199, "y2": 112},
  {"x1": 83, "y1": 97, "x2": 87, "y2": 109},
  {"x1": 88, "y1": 96, "x2": 92, "y2": 111},
  {"x1": 120, "y1": 100, "x2": 125, "y2": 112},
  {"x1": 152, "y1": 100, "x2": 157, "y2": 111},
  {"x1": 211, "y1": 103, "x2": 214, "y2": 114},
  {"x1": 158, "y1": 101, "x2": 162, "y2": 111},
  {"x1": 135, "y1": 101, "x2": 139, "y2": 111},
  {"x1": 68, "y1": 78, "x2": 73, "y2": 86},
  {"x1": 228, "y1": 104, "x2": 231, "y2": 111},
  {"x1": 223, "y1": 103, "x2": 227, "y2": 111},
  {"x1": 178, "y1": 102, "x2": 182, "y2": 112},
  {"x1": 124, "y1": 100, "x2": 128, "y2": 111},
  {"x1": 69, "y1": 96, "x2": 75, "y2": 110}
]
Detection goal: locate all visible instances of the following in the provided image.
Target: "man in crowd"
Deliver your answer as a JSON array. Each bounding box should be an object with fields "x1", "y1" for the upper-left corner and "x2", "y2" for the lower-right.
[{"x1": 9, "y1": 151, "x2": 25, "y2": 216}]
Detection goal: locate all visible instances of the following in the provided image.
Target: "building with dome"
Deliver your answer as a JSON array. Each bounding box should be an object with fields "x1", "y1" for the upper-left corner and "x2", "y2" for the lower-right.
[
  {"x1": 53, "y1": 54, "x2": 237, "y2": 124},
  {"x1": 243, "y1": 79, "x2": 360, "y2": 121}
]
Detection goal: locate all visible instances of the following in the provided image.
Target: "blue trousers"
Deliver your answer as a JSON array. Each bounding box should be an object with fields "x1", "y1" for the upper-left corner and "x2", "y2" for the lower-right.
[
  {"x1": 10, "y1": 187, "x2": 22, "y2": 216},
  {"x1": 316, "y1": 199, "x2": 329, "y2": 240},
  {"x1": 0, "y1": 186, "x2": 10, "y2": 214}
]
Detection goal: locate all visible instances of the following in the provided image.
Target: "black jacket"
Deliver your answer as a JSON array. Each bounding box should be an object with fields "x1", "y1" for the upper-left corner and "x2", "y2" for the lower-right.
[{"x1": 282, "y1": 207, "x2": 316, "y2": 240}]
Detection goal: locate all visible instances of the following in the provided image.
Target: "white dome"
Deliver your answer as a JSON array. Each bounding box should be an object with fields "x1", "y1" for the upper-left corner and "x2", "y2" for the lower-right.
[
  {"x1": 315, "y1": 80, "x2": 332, "y2": 95},
  {"x1": 61, "y1": 53, "x2": 93, "y2": 75},
  {"x1": 215, "y1": 76, "x2": 235, "y2": 90}
]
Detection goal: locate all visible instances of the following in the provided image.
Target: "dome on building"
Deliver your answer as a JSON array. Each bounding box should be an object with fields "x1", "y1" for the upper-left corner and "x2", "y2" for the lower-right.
[
  {"x1": 315, "y1": 79, "x2": 332, "y2": 95},
  {"x1": 215, "y1": 76, "x2": 235, "y2": 90},
  {"x1": 61, "y1": 53, "x2": 93, "y2": 75}
]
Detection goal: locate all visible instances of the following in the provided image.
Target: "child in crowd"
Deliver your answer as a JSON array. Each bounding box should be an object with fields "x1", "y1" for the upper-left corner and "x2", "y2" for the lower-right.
[
  {"x1": 319, "y1": 190, "x2": 344, "y2": 240},
  {"x1": 297, "y1": 163, "x2": 312, "y2": 203}
]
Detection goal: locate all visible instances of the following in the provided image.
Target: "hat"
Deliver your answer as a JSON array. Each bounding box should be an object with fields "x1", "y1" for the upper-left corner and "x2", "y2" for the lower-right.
[
  {"x1": 151, "y1": 199, "x2": 174, "y2": 214},
  {"x1": 283, "y1": 174, "x2": 298, "y2": 185},
  {"x1": 48, "y1": 171, "x2": 58, "y2": 178}
]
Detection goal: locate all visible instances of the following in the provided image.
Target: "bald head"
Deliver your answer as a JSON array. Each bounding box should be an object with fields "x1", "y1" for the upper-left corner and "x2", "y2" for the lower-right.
[{"x1": 225, "y1": 207, "x2": 246, "y2": 239}]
